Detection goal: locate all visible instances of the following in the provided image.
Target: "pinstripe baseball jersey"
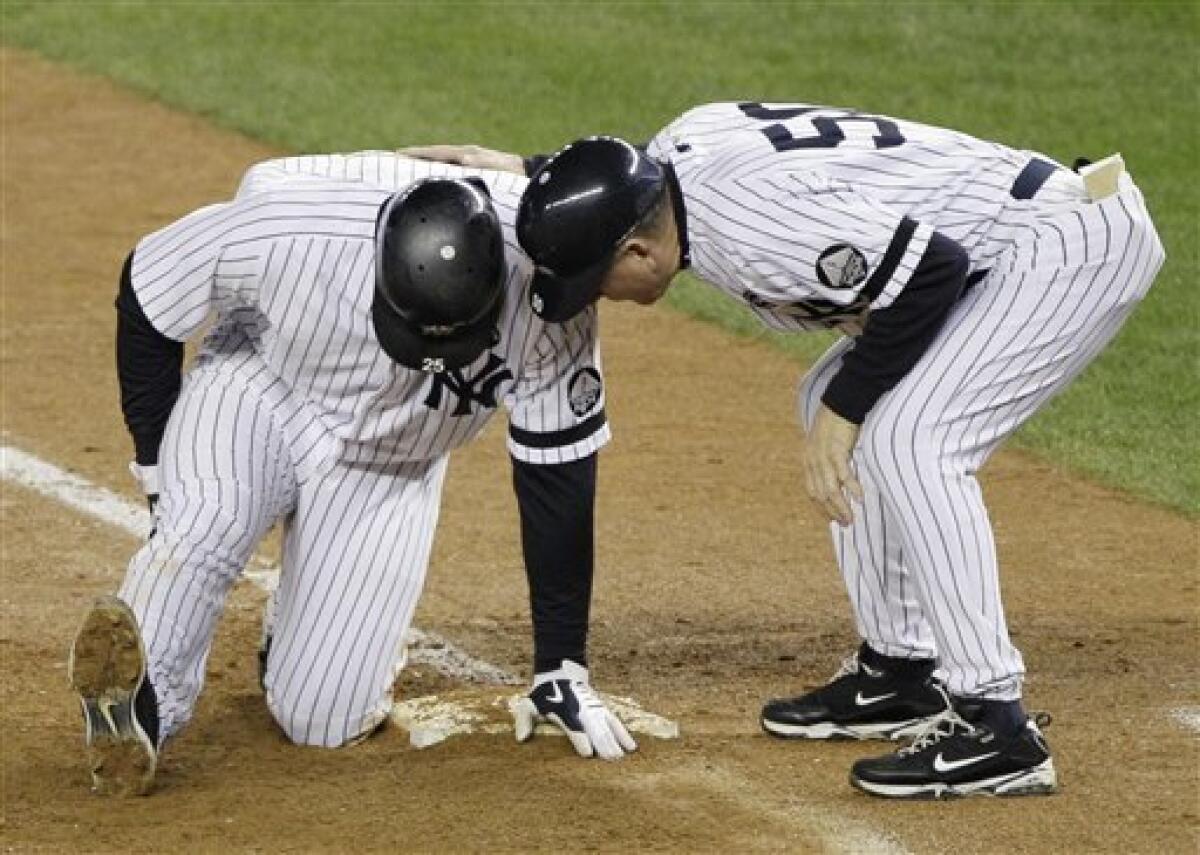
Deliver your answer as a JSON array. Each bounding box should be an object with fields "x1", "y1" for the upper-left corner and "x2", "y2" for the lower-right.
[
  {"x1": 131, "y1": 154, "x2": 608, "y2": 469},
  {"x1": 646, "y1": 102, "x2": 1165, "y2": 705},
  {"x1": 118, "y1": 154, "x2": 615, "y2": 749},
  {"x1": 646, "y1": 101, "x2": 1062, "y2": 333}
]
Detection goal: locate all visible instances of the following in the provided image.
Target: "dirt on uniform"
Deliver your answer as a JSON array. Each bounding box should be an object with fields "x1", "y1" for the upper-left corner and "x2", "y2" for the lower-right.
[{"x1": 2, "y1": 48, "x2": 1196, "y2": 854}]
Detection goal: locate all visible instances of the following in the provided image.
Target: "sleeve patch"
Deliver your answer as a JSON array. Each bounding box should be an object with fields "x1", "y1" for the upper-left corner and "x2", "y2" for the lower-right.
[
  {"x1": 568, "y1": 367, "x2": 603, "y2": 417},
  {"x1": 816, "y1": 244, "x2": 870, "y2": 290}
]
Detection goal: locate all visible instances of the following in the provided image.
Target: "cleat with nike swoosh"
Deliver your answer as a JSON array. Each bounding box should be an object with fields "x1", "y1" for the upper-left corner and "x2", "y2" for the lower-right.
[
  {"x1": 849, "y1": 699, "x2": 1057, "y2": 800},
  {"x1": 761, "y1": 645, "x2": 948, "y2": 740},
  {"x1": 68, "y1": 596, "x2": 160, "y2": 796}
]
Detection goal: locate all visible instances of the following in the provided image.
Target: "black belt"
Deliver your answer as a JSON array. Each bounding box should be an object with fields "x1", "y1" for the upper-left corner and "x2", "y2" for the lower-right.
[
  {"x1": 962, "y1": 158, "x2": 1060, "y2": 289},
  {"x1": 1009, "y1": 157, "x2": 1058, "y2": 200}
]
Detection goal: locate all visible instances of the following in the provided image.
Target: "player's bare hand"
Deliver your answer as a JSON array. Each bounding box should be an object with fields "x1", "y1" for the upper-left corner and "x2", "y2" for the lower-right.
[
  {"x1": 512, "y1": 660, "x2": 637, "y2": 760},
  {"x1": 803, "y1": 404, "x2": 864, "y2": 527},
  {"x1": 397, "y1": 144, "x2": 525, "y2": 175}
]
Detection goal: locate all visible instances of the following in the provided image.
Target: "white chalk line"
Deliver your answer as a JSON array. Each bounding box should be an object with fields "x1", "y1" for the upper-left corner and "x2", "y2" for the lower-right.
[
  {"x1": 2, "y1": 445, "x2": 155, "y2": 540},
  {"x1": 660, "y1": 762, "x2": 912, "y2": 855},
  {"x1": 1, "y1": 444, "x2": 679, "y2": 745},
  {"x1": 1169, "y1": 706, "x2": 1200, "y2": 735}
]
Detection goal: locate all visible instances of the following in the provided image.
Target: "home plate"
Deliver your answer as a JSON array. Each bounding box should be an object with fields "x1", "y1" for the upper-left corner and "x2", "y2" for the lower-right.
[{"x1": 392, "y1": 688, "x2": 680, "y2": 749}]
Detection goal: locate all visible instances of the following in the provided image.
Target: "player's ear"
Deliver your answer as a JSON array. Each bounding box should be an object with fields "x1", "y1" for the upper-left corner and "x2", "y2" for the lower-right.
[{"x1": 620, "y1": 236, "x2": 654, "y2": 261}]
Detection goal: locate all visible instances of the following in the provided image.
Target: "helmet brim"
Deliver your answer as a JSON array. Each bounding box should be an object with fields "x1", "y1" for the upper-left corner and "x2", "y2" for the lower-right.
[
  {"x1": 528, "y1": 253, "x2": 610, "y2": 323},
  {"x1": 372, "y1": 287, "x2": 499, "y2": 373}
]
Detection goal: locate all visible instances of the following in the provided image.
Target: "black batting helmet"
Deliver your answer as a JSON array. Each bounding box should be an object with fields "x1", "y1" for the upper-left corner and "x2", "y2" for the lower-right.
[
  {"x1": 372, "y1": 177, "x2": 505, "y2": 373},
  {"x1": 517, "y1": 136, "x2": 665, "y2": 322}
]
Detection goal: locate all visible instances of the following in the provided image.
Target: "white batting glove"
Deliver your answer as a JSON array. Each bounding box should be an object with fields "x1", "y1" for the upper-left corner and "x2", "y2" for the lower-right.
[
  {"x1": 128, "y1": 461, "x2": 160, "y2": 496},
  {"x1": 512, "y1": 660, "x2": 637, "y2": 760},
  {"x1": 128, "y1": 461, "x2": 161, "y2": 518}
]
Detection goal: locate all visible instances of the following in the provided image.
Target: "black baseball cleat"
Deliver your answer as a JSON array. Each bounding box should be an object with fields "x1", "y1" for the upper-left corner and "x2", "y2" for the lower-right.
[
  {"x1": 849, "y1": 702, "x2": 1058, "y2": 800},
  {"x1": 761, "y1": 646, "x2": 948, "y2": 740},
  {"x1": 68, "y1": 596, "x2": 160, "y2": 796}
]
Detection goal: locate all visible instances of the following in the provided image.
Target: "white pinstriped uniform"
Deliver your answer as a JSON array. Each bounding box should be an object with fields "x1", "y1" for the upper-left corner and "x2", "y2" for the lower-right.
[
  {"x1": 120, "y1": 154, "x2": 609, "y2": 746},
  {"x1": 648, "y1": 102, "x2": 1165, "y2": 699}
]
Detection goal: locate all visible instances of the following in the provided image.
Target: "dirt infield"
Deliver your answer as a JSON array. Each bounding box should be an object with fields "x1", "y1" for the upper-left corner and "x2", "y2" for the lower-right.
[{"x1": 2, "y1": 48, "x2": 1197, "y2": 853}]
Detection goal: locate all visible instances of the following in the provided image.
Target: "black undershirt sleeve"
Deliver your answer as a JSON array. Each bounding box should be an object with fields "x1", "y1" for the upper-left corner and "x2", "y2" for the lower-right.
[
  {"x1": 821, "y1": 231, "x2": 970, "y2": 425},
  {"x1": 511, "y1": 453, "x2": 597, "y2": 673},
  {"x1": 115, "y1": 250, "x2": 184, "y2": 465}
]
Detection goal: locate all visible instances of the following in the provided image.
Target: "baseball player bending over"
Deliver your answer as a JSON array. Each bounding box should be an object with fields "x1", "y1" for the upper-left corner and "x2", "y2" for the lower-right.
[
  {"x1": 405, "y1": 101, "x2": 1165, "y2": 799},
  {"x1": 69, "y1": 154, "x2": 637, "y2": 797}
]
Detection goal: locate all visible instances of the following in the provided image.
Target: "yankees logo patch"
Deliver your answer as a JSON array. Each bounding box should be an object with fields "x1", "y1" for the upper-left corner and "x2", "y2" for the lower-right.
[
  {"x1": 568, "y1": 367, "x2": 603, "y2": 417},
  {"x1": 816, "y1": 244, "x2": 869, "y2": 290},
  {"x1": 423, "y1": 352, "x2": 513, "y2": 416}
]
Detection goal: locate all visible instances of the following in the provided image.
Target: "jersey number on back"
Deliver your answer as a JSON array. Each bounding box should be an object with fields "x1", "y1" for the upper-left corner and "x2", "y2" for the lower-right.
[{"x1": 738, "y1": 102, "x2": 906, "y2": 151}]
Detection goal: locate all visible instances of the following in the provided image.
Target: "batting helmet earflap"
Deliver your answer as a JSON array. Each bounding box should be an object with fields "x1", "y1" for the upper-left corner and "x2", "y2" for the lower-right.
[
  {"x1": 517, "y1": 137, "x2": 666, "y2": 323},
  {"x1": 372, "y1": 177, "x2": 506, "y2": 373}
]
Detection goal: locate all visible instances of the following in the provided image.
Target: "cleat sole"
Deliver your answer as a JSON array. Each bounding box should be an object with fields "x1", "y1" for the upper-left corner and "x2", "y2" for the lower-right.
[
  {"x1": 761, "y1": 715, "x2": 936, "y2": 742},
  {"x1": 850, "y1": 759, "x2": 1058, "y2": 800},
  {"x1": 69, "y1": 596, "x2": 156, "y2": 796}
]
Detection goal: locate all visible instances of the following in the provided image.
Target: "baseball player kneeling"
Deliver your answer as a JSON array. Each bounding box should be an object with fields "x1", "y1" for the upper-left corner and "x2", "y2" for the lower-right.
[{"x1": 68, "y1": 153, "x2": 635, "y2": 797}]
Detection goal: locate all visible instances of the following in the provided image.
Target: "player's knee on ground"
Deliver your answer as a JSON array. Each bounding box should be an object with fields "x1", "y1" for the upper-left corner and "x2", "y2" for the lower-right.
[{"x1": 265, "y1": 683, "x2": 391, "y2": 748}]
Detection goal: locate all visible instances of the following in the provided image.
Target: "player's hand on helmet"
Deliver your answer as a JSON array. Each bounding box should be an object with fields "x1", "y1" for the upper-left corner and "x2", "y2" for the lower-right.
[
  {"x1": 512, "y1": 660, "x2": 637, "y2": 760},
  {"x1": 397, "y1": 144, "x2": 525, "y2": 176},
  {"x1": 803, "y1": 404, "x2": 864, "y2": 527}
]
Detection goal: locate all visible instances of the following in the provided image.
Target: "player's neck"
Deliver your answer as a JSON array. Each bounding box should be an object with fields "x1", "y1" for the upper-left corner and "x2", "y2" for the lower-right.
[
  {"x1": 660, "y1": 201, "x2": 684, "y2": 278},
  {"x1": 662, "y1": 163, "x2": 690, "y2": 274}
]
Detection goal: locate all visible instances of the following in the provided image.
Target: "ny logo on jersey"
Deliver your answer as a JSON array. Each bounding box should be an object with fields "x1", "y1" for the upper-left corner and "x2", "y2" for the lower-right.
[{"x1": 423, "y1": 352, "x2": 513, "y2": 416}]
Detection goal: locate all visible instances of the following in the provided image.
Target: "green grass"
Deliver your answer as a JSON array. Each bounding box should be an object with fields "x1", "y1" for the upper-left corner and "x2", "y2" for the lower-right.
[{"x1": 4, "y1": 1, "x2": 1197, "y2": 512}]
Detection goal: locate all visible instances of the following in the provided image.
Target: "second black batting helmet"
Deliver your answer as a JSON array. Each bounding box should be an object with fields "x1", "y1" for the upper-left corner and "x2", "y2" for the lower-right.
[
  {"x1": 517, "y1": 136, "x2": 665, "y2": 322},
  {"x1": 373, "y1": 177, "x2": 505, "y2": 373}
]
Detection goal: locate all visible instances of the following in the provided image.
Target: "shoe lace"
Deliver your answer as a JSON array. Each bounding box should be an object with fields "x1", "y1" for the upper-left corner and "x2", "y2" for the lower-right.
[
  {"x1": 899, "y1": 708, "x2": 976, "y2": 756},
  {"x1": 828, "y1": 651, "x2": 883, "y2": 682},
  {"x1": 829, "y1": 654, "x2": 861, "y2": 682}
]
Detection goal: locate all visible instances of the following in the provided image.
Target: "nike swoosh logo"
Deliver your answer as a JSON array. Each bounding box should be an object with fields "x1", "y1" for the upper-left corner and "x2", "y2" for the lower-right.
[
  {"x1": 545, "y1": 682, "x2": 565, "y2": 705},
  {"x1": 933, "y1": 751, "x2": 1000, "y2": 772},
  {"x1": 854, "y1": 690, "x2": 898, "y2": 707}
]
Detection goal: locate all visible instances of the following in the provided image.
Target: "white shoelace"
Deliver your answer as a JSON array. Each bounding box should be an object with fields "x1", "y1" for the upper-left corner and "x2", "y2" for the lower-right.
[
  {"x1": 899, "y1": 706, "x2": 976, "y2": 756},
  {"x1": 829, "y1": 654, "x2": 861, "y2": 682},
  {"x1": 829, "y1": 652, "x2": 884, "y2": 682}
]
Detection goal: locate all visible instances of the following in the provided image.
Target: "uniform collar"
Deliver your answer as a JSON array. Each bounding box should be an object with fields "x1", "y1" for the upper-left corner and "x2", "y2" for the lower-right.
[{"x1": 663, "y1": 161, "x2": 691, "y2": 271}]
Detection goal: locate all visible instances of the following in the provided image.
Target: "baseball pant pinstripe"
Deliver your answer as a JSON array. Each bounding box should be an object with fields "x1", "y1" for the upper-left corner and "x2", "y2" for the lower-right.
[
  {"x1": 797, "y1": 175, "x2": 1165, "y2": 699},
  {"x1": 119, "y1": 352, "x2": 448, "y2": 747}
]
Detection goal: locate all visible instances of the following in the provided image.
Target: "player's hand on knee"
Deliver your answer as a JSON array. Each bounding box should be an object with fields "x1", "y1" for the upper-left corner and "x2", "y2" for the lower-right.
[
  {"x1": 512, "y1": 660, "x2": 637, "y2": 760},
  {"x1": 803, "y1": 405, "x2": 864, "y2": 527},
  {"x1": 397, "y1": 144, "x2": 525, "y2": 175}
]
